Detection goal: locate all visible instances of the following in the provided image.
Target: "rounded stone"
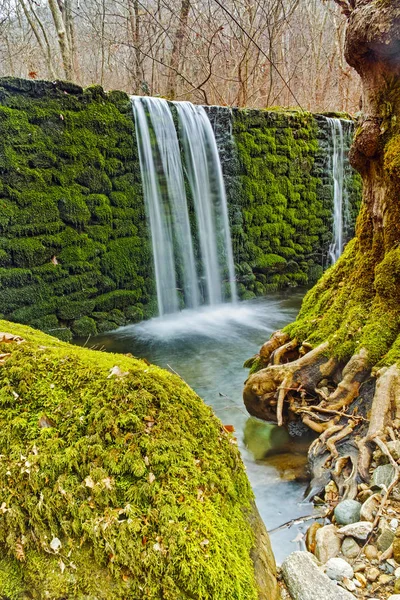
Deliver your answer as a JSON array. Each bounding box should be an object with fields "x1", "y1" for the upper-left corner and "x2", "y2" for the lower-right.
[
  {"x1": 325, "y1": 557, "x2": 354, "y2": 581},
  {"x1": 366, "y1": 567, "x2": 380, "y2": 582},
  {"x1": 394, "y1": 578, "x2": 400, "y2": 594},
  {"x1": 334, "y1": 499, "x2": 362, "y2": 525},
  {"x1": 341, "y1": 536, "x2": 360, "y2": 559},
  {"x1": 371, "y1": 464, "x2": 396, "y2": 489},
  {"x1": 360, "y1": 493, "x2": 381, "y2": 522},
  {"x1": 377, "y1": 528, "x2": 395, "y2": 552},
  {"x1": 364, "y1": 544, "x2": 378, "y2": 560}
]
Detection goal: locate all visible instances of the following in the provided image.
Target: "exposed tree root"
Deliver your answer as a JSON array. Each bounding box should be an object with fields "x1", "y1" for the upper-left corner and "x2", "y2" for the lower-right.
[{"x1": 244, "y1": 331, "x2": 400, "y2": 497}]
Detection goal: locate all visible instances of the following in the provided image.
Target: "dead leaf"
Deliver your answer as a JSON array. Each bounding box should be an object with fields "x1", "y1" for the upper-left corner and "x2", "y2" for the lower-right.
[
  {"x1": 50, "y1": 537, "x2": 62, "y2": 552},
  {"x1": 15, "y1": 541, "x2": 25, "y2": 562},
  {"x1": 85, "y1": 475, "x2": 95, "y2": 488},
  {"x1": 223, "y1": 425, "x2": 235, "y2": 433},
  {"x1": 108, "y1": 365, "x2": 128, "y2": 378},
  {"x1": 0, "y1": 333, "x2": 25, "y2": 344}
]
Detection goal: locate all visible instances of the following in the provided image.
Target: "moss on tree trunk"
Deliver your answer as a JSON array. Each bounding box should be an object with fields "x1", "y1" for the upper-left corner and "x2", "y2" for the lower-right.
[{"x1": 244, "y1": 0, "x2": 400, "y2": 493}]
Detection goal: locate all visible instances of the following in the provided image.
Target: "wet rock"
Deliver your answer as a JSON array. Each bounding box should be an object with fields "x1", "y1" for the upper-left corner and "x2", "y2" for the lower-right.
[
  {"x1": 315, "y1": 524, "x2": 341, "y2": 563},
  {"x1": 341, "y1": 577, "x2": 356, "y2": 592},
  {"x1": 341, "y1": 537, "x2": 360, "y2": 559},
  {"x1": 387, "y1": 441, "x2": 400, "y2": 461},
  {"x1": 338, "y1": 521, "x2": 373, "y2": 541},
  {"x1": 243, "y1": 418, "x2": 290, "y2": 460},
  {"x1": 281, "y1": 551, "x2": 356, "y2": 600},
  {"x1": 393, "y1": 527, "x2": 400, "y2": 562},
  {"x1": 377, "y1": 528, "x2": 395, "y2": 552},
  {"x1": 366, "y1": 567, "x2": 380, "y2": 582},
  {"x1": 354, "y1": 572, "x2": 367, "y2": 587},
  {"x1": 360, "y1": 493, "x2": 381, "y2": 522},
  {"x1": 325, "y1": 557, "x2": 354, "y2": 581},
  {"x1": 364, "y1": 544, "x2": 378, "y2": 560},
  {"x1": 378, "y1": 573, "x2": 393, "y2": 584},
  {"x1": 334, "y1": 499, "x2": 362, "y2": 525},
  {"x1": 305, "y1": 522, "x2": 322, "y2": 554},
  {"x1": 371, "y1": 464, "x2": 396, "y2": 490}
]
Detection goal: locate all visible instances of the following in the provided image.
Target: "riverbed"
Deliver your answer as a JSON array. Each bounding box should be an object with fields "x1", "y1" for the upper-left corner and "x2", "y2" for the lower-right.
[{"x1": 79, "y1": 291, "x2": 313, "y2": 564}]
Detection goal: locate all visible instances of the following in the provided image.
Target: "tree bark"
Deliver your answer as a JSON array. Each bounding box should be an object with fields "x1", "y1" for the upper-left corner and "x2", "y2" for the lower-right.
[
  {"x1": 166, "y1": 0, "x2": 190, "y2": 100},
  {"x1": 47, "y1": 0, "x2": 73, "y2": 80},
  {"x1": 244, "y1": 0, "x2": 400, "y2": 490}
]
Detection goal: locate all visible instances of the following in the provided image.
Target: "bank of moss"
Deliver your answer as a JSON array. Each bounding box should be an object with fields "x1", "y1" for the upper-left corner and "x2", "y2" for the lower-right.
[
  {"x1": 285, "y1": 114, "x2": 400, "y2": 368},
  {"x1": 224, "y1": 108, "x2": 361, "y2": 297},
  {"x1": 0, "y1": 77, "x2": 151, "y2": 340},
  {"x1": 0, "y1": 77, "x2": 361, "y2": 336},
  {"x1": 0, "y1": 320, "x2": 260, "y2": 599}
]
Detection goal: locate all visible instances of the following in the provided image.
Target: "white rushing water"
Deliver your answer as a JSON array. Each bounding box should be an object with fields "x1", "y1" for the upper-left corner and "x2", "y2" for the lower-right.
[
  {"x1": 175, "y1": 102, "x2": 237, "y2": 305},
  {"x1": 326, "y1": 117, "x2": 347, "y2": 264},
  {"x1": 131, "y1": 96, "x2": 237, "y2": 316}
]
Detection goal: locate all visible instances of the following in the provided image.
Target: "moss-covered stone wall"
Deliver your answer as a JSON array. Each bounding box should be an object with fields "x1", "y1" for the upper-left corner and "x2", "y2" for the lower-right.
[
  {"x1": 0, "y1": 77, "x2": 361, "y2": 338},
  {"x1": 207, "y1": 106, "x2": 361, "y2": 299}
]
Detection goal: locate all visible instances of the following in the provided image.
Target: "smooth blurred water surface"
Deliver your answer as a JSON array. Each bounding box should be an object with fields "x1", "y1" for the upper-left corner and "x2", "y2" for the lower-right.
[{"x1": 82, "y1": 291, "x2": 313, "y2": 563}]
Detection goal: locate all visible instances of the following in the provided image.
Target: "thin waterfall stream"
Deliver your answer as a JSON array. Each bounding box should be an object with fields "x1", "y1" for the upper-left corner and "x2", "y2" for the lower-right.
[{"x1": 326, "y1": 116, "x2": 349, "y2": 264}]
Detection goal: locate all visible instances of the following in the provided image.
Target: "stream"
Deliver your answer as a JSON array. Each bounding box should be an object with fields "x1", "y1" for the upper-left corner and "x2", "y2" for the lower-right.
[{"x1": 80, "y1": 291, "x2": 313, "y2": 564}]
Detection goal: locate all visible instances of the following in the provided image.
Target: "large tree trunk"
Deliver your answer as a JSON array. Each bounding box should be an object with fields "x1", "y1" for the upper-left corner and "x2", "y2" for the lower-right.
[
  {"x1": 244, "y1": 0, "x2": 400, "y2": 495},
  {"x1": 166, "y1": 0, "x2": 190, "y2": 100}
]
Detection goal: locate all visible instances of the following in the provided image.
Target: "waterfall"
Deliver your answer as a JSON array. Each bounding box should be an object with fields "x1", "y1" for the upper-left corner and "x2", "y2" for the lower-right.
[
  {"x1": 131, "y1": 96, "x2": 237, "y2": 316},
  {"x1": 174, "y1": 102, "x2": 237, "y2": 305},
  {"x1": 326, "y1": 117, "x2": 347, "y2": 264}
]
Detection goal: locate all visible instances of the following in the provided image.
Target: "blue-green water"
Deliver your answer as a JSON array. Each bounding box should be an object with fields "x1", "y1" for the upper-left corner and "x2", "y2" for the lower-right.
[{"x1": 81, "y1": 292, "x2": 313, "y2": 563}]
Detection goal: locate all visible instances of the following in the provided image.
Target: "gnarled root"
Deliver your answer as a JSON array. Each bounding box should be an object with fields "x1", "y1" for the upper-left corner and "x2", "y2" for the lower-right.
[
  {"x1": 242, "y1": 330, "x2": 400, "y2": 497},
  {"x1": 357, "y1": 363, "x2": 400, "y2": 480}
]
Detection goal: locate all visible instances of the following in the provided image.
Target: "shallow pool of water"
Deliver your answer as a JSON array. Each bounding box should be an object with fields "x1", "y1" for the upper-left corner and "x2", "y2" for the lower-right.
[{"x1": 81, "y1": 292, "x2": 313, "y2": 563}]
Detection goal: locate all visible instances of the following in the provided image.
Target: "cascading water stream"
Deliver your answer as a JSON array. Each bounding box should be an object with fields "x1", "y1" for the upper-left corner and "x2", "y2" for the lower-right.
[
  {"x1": 131, "y1": 96, "x2": 199, "y2": 314},
  {"x1": 326, "y1": 117, "x2": 347, "y2": 264},
  {"x1": 175, "y1": 102, "x2": 237, "y2": 305},
  {"x1": 131, "y1": 96, "x2": 237, "y2": 316}
]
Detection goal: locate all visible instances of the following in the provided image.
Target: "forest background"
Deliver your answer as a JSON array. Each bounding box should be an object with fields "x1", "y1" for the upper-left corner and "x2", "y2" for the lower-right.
[{"x1": 0, "y1": 0, "x2": 361, "y2": 112}]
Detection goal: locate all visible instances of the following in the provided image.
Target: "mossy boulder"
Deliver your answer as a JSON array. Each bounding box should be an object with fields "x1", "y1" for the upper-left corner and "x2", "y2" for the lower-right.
[{"x1": 0, "y1": 321, "x2": 279, "y2": 599}]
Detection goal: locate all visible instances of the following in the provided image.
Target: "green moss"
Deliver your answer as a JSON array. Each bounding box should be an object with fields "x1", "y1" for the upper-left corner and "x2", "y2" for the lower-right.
[
  {"x1": 230, "y1": 108, "x2": 361, "y2": 294},
  {"x1": 0, "y1": 319, "x2": 259, "y2": 599},
  {"x1": 0, "y1": 78, "x2": 362, "y2": 337}
]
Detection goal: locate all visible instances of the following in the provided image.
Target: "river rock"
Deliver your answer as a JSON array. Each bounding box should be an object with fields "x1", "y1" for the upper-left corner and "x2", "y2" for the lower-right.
[
  {"x1": 338, "y1": 521, "x2": 373, "y2": 540},
  {"x1": 394, "y1": 578, "x2": 400, "y2": 593},
  {"x1": 394, "y1": 527, "x2": 400, "y2": 562},
  {"x1": 325, "y1": 557, "x2": 354, "y2": 581},
  {"x1": 364, "y1": 544, "x2": 378, "y2": 560},
  {"x1": 334, "y1": 499, "x2": 362, "y2": 525},
  {"x1": 377, "y1": 528, "x2": 395, "y2": 552},
  {"x1": 360, "y1": 493, "x2": 381, "y2": 522},
  {"x1": 315, "y1": 524, "x2": 341, "y2": 562},
  {"x1": 305, "y1": 522, "x2": 322, "y2": 554},
  {"x1": 371, "y1": 464, "x2": 396, "y2": 489},
  {"x1": 281, "y1": 551, "x2": 356, "y2": 600},
  {"x1": 379, "y1": 573, "x2": 393, "y2": 584},
  {"x1": 388, "y1": 597, "x2": 400, "y2": 600},
  {"x1": 387, "y1": 441, "x2": 400, "y2": 461},
  {"x1": 341, "y1": 537, "x2": 360, "y2": 559},
  {"x1": 366, "y1": 567, "x2": 380, "y2": 582}
]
